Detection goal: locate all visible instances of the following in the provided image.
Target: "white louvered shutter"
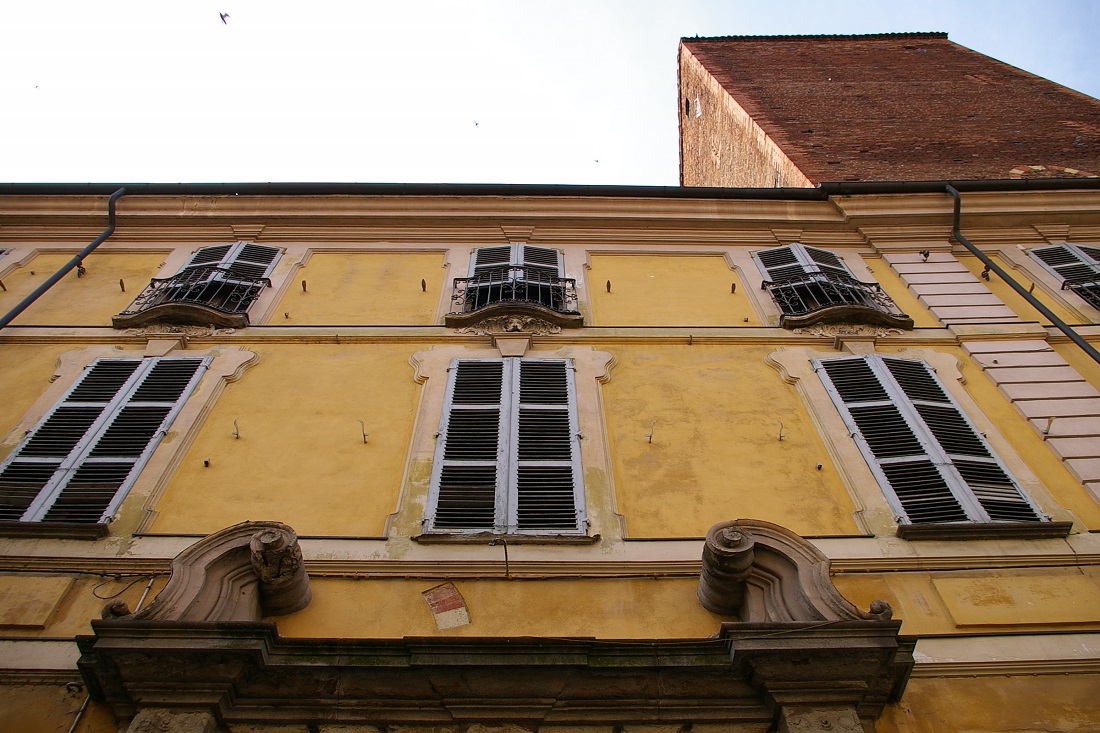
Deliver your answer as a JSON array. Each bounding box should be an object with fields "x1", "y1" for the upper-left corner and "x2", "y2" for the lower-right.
[
  {"x1": 428, "y1": 360, "x2": 508, "y2": 531},
  {"x1": 468, "y1": 244, "x2": 564, "y2": 278},
  {"x1": 753, "y1": 243, "x2": 853, "y2": 283},
  {"x1": 510, "y1": 360, "x2": 584, "y2": 532},
  {"x1": 182, "y1": 242, "x2": 281, "y2": 281},
  {"x1": 425, "y1": 358, "x2": 585, "y2": 534},
  {"x1": 0, "y1": 358, "x2": 207, "y2": 524},
  {"x1": 816, "y1": 355, "x2": 1042, "y2": 525},
  {"x1": 1029, "y1": 243, "x2": 1100, "y2": 284}
]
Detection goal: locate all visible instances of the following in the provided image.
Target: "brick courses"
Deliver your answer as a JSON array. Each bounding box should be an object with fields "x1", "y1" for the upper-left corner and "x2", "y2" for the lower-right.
[{"x1": 680, "y1": 33, "x2": 1100, "y2": 184}]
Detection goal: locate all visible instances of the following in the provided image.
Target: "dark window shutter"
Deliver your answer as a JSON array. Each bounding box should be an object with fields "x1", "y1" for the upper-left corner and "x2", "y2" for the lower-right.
[
  {"x1": 225, "y1": 244, "x2": 280, "y2": 280},
  {"x1": 755, "y1": 245, "x2": 807, "y2": 282},
  {"x1": 1030, "y1": 243, "x2": 1100, "y2": 283},
  {"x1": 471, "y1": 246, "x2": 514, "y2": 277},
  {"x1": 0, "y1": 358, "x2": 206, "y2": 525},
  {"x1": 520, "y1": 245, "x2": 564, "y2": 276},
  {"x1": 817, "y1": 355, "x2": 1039, "y2": 525},
  {"x1": 513, "y1": 360, "x2": 580, "y2": 531},
  {"x1": 426, "y1": 358, "x2": 585, "y2": 535},
  {"x1": 183, "y1": 244, "x2": 233, "y2": 269},
  {"x1": 818, "y1": 359, "x2": 968, "y2": 523},
  {"x1": 181, "y1": 243, "x2": 280, "y2": 280},
  {"x1": 430, "y1": 361, "x2": 505, "y2": 530}
]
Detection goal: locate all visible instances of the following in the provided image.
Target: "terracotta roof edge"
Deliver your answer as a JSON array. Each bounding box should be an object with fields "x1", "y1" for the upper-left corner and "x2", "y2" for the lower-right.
[{"x1": 681, "y1": 32, "x2": 948, "y2": 43}]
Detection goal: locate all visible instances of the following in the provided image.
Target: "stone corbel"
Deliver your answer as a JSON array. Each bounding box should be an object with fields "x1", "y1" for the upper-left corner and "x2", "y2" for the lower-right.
[
  {"x1": 108, "y1": 521, "x2": 312, "y2": 622},
  {"x1": 698, "y1": 518, "x2": 891, "y2": 622}
]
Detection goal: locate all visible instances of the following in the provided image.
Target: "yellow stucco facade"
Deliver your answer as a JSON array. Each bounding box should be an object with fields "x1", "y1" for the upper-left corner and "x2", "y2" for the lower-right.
[{"x1": 2, "y1": 187, "x2": 1100, "y2": 731}]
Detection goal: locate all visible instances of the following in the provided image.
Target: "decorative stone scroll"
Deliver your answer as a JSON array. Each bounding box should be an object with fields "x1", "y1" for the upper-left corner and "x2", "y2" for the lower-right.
[
  {"x1": 121, "y1": 521, "x2": 311, "y2": 623},
  {"x1": 455, "y1": 314, "x2": 563, "y2": 335},
  {"x1": 698, "y1": 519, "x2": 892, "y2": 622}
]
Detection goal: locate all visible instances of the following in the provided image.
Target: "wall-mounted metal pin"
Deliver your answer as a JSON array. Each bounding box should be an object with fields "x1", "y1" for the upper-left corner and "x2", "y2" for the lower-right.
[
  {"x1": 645, "y1": 419, "x2": 657, "y2": 444},
  {"x1": 731, "y1": 282, "x2": 737, "y2": 294},
  {"x1": 302, "y1": 280, "x2": 307, "y2": 292},
  {"x1": 203, "y1": 458, "x2": 210, "y2": 468},
  {"x1": 284, "y1": 311, "x2": 290, "y2": 318},
  {"x1": 606, "y1": 280, "x2": 612, "y2": 293},
  {"x1": 232, "y1": 419, "x2": 240, "y2": 440},
  {"x1": 421, "y1": 279, "x2": 427, "y2": 292},
  {"x1": 357, "y1": 420, "x2": 369, "y2": 444},
  {"x1": 778, "y1": 421, "x2": 785, "y2": 441},
  {"x1": 1028, "y1": 282, "x2": 1035, "y2": 293},
  {"x1": 119, "y1": 279, "x2": 125, "y2": 292}
]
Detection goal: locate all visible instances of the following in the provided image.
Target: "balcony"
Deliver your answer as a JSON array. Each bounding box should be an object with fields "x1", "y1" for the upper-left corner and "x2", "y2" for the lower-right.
[
  {"x1": 1063, "y1": 277, "x2": 1100, "y2": 310},
  {"x1": 762, "y1": 271, "x2": 913, "y2": 329},
  {"x1": 112, "y1": 266, "x2": 270, "y2": 329},
  {"x1": 445, "y1": 266, "x2": 583, "y2": 328}
]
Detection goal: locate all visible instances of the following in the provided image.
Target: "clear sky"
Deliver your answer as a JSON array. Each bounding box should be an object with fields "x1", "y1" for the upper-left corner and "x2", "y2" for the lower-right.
[{"x1": 3, "y1": 0, "x2": 1098, "y2": 185}]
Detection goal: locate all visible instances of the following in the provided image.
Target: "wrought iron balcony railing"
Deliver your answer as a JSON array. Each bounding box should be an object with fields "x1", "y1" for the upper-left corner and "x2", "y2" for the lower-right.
[
  {"x1": 762, "y1": 271, "x2": 912, "y2": 329},
  {"x1": 1063, "y1": 277, "x2": 1100, "y2": 310},
  {"x1": 449, "y1": 267, "x2": 580, "y2": 317},
  {"x1": 114, "y1": 266, "x2": 270, "y2": 327}
]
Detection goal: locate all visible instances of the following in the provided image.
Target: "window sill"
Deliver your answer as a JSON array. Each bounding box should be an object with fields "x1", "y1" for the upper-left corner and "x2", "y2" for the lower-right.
[
  {"x1": 896, "y1": 521, "x2": 1073, "y2": 541},
  {"x1": 413, "y1": 532, "x2": 600, "y2": 545},
  {"x1": 0, "y1": 521, "x2": 110, "y2": 540}
]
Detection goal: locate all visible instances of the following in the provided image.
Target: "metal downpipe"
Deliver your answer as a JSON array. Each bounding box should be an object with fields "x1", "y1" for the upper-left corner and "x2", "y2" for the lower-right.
[
  {"x1": 945, "y1": 184, "x2": 1100, "y2": 366},
  {"x1": 0, "y1": 187, "x2": 126, "y2": 330}
]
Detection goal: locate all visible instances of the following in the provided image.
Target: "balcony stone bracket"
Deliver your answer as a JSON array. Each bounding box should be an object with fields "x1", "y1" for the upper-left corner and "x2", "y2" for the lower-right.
[
  {"x1": 112, "y1": 302, "x2": 250, "y2": 330},
  {"x1": 77, "y1": 520, "x2": 911, "y2": 733},
  {"x1": 698, "y1": 518, "x2": 890, "y2": 622},
  {"x1": 446, "y1": 302, "x2": 582, "y2": 330},
  {"x1": 780, "y1": 304, "x2": 914, "y2": 331},
  {"x1": 701, "y1": 519, "x2": 914, "y2": 733},
  {"x1": 106, "y1": 520, "x2": 312, "y2": 623}
]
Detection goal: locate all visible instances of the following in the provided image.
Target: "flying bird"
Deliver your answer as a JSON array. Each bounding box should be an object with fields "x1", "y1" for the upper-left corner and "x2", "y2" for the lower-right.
[{"x1": 220, "y1": 12, "x2": 230, "y2": 24}]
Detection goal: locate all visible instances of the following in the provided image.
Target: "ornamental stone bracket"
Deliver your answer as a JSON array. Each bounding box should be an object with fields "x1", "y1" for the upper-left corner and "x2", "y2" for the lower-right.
[
  {"x1": 701, "y1": 519, "x2": 915, "y2": 732},
  {"x1": 698, "y1": 519, "x2": 891, "y2": 622},
  {"x1": 102, "y1": 520, "x2": 312, "y2": 623},
  {"x1": 76, "y1": 520, "x2": 911, "y2": 733}
]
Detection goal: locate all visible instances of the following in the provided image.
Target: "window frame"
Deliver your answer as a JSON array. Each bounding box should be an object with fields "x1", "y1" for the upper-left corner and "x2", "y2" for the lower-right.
[
  {"x1": 813, "y1": 354, "x2": 1048, "y2": 529},
  {"x1": 1028, "y1": 243, "x2": 1100, "y2": 310},
  {"x1": 0, "y1": 356, "x2": 209, "y2": 533},
  {"x1": 422, "y1": 357, "x2": 587, "y2": 537},
  {"x1": 751, "y1": 243, "x2": 912, "y2": 329}
]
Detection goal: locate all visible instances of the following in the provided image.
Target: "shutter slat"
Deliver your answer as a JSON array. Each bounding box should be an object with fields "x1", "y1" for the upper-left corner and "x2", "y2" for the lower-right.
[
  {"x1": 881, "y1": 462, "x2": 968, "y2": 523},
  {"x1": 883, "y1": 358, "x2": 949, "y2": 403},
  {"x1": 516, "y1": 466, "x2": 577, "y2": 530},
  {"x1": 0, "y1": 463, "x2": 58, "y2": 521},
  {"x1": 915, "y1": 404, "x2": 990, "y2": 457}
]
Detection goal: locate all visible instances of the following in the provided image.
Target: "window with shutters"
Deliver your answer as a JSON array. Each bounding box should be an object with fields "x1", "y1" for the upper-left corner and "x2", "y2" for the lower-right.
[
  {"x1": 422, "y1": 358, "x2": 587, "y2": 537},
  {"x1": 114, "y1": 242, "x2": 281, "y2": 328},
  {"x1": 0, "y1": 357, "x2": 207, "y2": 537},
  {"x1": 445, "y1": 244, "x2": 582, "y2": 328},
  {"x1": 814, "y1": 354, "x2": 1062, "y2": 538},
  {"x1": 753, "y1": 243, "x2": 912, "y2": 329},
  {"x1": 1028, "y1": 243, "x2": 1100, "y2": 310}
]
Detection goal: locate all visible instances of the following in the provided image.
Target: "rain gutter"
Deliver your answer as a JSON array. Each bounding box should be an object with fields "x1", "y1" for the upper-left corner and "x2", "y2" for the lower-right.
[{"x1": 0, "y1": 187, "x2": 126, "y2": 329}]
